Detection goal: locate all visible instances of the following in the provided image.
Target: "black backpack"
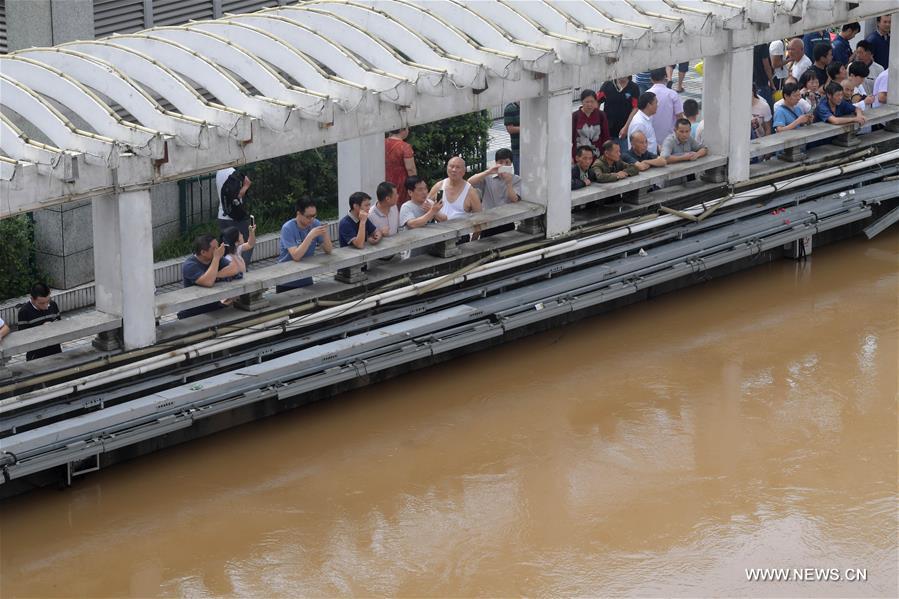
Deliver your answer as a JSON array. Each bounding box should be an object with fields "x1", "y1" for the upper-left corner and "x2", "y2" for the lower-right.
[{"x1": 220, "y1": 170, "x2": 249, "y2": 221}]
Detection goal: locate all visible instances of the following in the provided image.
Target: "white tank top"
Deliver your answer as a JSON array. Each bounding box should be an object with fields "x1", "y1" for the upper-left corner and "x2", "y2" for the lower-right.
[{"x1": 439, "y1": 179, "x2": 470, "y2": 220}]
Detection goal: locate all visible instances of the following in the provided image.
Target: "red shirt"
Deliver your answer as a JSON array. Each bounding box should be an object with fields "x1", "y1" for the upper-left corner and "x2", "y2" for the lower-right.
[
  {"x1": 571, "y1": 107, "x2": 609, "y2": 158},
  {"x1": 385, "y1": 137, "x2": 414, "y2": 205}
]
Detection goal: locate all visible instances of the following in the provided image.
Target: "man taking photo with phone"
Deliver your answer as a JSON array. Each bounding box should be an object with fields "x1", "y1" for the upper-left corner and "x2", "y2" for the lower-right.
[{"x1": 467, "y1": 148, "x2": 522, "y2": 237}]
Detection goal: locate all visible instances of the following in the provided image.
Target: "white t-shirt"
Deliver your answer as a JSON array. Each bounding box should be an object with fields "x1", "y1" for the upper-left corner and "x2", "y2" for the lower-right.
[
  {"x1": 773, "y1": 97, "x2": 812, "y2": 113},
  {"x1": 872, "y1": 68, "x2": 889, "y2": 108},
  {"x1": 752, "y1": 97, "x2": 772, "y2": 122},
  {"x1": 400, "y1": 201, "x2": 429, "y2": 228},
  {"x1": 627, "y1": 110, "x2": 659, "y2": 154},
  {"x1": 368, "y1": 202, "x2": 399, "y2": 236},
  {"x1": 769, "y1": 40, "x2": 788, "y2": 80},
  {"x1": 865, "y1": 62, "x2": 884, "y2": 96},
  {"x1": 790, "y1": 55, "x2": 812, "y2": 81},
  {"x1": 216, "y1": 167, "x2": 235, "y2": 221}
]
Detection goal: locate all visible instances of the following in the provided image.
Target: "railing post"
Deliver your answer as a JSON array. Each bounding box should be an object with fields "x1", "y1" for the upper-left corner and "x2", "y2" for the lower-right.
[
  {"x1": 701, "y1": 48, "x2": 752, "y2": 184},
  {"x1": 521, "y1": 89, "x2": 572, "y2": 237}
]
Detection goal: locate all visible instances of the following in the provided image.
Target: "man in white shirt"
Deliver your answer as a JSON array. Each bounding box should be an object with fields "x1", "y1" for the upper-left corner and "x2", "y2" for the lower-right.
[
  {"x1": 647, "y1": 68, "x2": 684, "y2": 148},
  {"x1": 216, "y1": 167, "x2": 253, "y2": 264},
  {"x1": 853, "y1": 40, "x2": 885, "y2": 96},
  {"x1": 786, "y1": 38, "x2": 813, "y2": 81},
  {"x1": 872, "y1": 68, "x2": 889, "y2": 107},
  {"x1": 626, "y1": 92, "x2": 660, "y2": 154},
  {"x1": 769, "y1": 39, "x2": 789, "y2": 84},
  {"x1": 369, "y1": 181, "x2": 400, "y2": 238}
]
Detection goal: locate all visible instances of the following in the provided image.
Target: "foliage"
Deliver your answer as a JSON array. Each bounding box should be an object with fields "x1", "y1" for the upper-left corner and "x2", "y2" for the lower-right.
[
  {"x1": 407, "y1": 110, "x2": 492, "y2": 186},
  {"x1": 0, "y1": 215, "x2": 41, "y2": 301}
]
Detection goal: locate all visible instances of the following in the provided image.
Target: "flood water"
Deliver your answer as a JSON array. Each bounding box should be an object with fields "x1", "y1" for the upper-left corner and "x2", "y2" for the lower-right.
[{"x1": 1, "y1": 230, "x2": 897, "y2": 598}]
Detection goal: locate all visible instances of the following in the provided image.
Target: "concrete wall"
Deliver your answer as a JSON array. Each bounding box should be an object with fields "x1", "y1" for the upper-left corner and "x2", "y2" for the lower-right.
[{"x1": 151, "y1": 182, "x2": 182, "y2": 250}]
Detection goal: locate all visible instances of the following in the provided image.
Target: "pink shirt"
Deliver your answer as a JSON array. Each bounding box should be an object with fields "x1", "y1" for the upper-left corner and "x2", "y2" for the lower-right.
[{"x1": 648, "y1": 83, "x2": 684, "y2": 148}]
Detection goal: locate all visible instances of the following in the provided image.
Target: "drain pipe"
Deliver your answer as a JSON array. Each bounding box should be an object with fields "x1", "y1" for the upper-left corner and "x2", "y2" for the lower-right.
[{"x1": 7, "y1": 150, "x2": 899, "y2": 408}]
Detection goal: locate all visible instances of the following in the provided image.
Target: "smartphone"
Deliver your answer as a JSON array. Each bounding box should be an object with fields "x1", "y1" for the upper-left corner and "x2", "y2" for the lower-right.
[
  {"x1": 250, "y1": 214, "x2": 255, "y2": 227},
  {"x1": 498, "y1": 165, "x2": 514, "y2": 175},
  {"x1": 436, "y1": 189, "x2": 444, "y2": 201}
]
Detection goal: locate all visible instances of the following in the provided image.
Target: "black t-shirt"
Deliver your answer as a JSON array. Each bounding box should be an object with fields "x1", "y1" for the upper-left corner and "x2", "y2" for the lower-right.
[
  {"x1": 810, "y1": 64, "x2": 828, "y2": 86},
  {"x1": 597, "y1": 79, "x2": 640, "y2": 136},
  {"x1": 752, "y1": 43, "x2": 771, "y2": 89},
  {"x1": 17, "y1": 299, "x2": 62, "y2": 361}
]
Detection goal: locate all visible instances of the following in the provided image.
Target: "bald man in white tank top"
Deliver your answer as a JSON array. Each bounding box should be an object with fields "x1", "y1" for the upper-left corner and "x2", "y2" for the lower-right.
[{"x1": 428, "y1": 156, "x2": 482, "y2": 220}]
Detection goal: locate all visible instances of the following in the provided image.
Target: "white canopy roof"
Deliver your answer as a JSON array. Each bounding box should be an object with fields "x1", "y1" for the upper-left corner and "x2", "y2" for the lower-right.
[{"x1": 1, "y1": 0, "x2": 895, "y2": 216}]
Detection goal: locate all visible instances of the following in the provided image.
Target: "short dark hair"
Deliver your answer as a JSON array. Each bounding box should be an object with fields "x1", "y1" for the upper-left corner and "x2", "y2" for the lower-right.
[
  {"x1": 799, "y1": 69, "x2": 818, "y2": 88},
  {"x1": 683, "y1": 98, "x2": 699, "y2": 117},
  {"x1": 826, "y1": 62, "x2": 844, "y2": 80},
  {"x1": 876, "y1": 15, "x2": 888, "y2": 22},
  {"x1": 193, "y1": 234, "x2": 216, "y2": 255},
  {"x1": 348, "y1": 191, "x2": 371, "y2": 210},
  {"x1": 404, "y1": 175, "x2": 425, "y2": 191},
  {"x1": 376, "y1": 181, "x2": 396, "y2": 202},
  {"x1": 848, "y1": 61, "x2": 869, "y2": 78},
  {"x1": 824, "y1": 81, "x2": 843, "y2": 96},
  {"x1": 842, "y1": 22, "x2": 861, "y2": 33},
  {"x1": 782, "y1": 81, "x2": 800, "y2": 96},
  {"x1": 220, "y1": 226, "x2": 240, "y2": 254},
  {"x1": 855, "y1": 40, "x2": 873, "y2": 53},
  {"x1": 650, "y1": 67, "x2": 667, "y2": 82},
  {"x1": 813, "y1": 42, "x2": 832, "y2": 62},
  {"x1": 637, "y1": 91, "x2": 656, "y2": 110},
  {"x1": 580, "y1": 88, "x2": 596, "y2": 102},
  {"x1": 494, "y1": 148, "x2": 513, "y2": 162},
  {"x1": 295, "y1": 196, "x2": 316, "y2": 216},
  {"x1": 575, "y1": 145, "x2": 594, "y2": 157},
  {"x1": 675, "y1": 117, "x2": 692, "y2": 129},
  {"x1": 30, "y1": 282, "x2": 51, "y2": 299},
  {"x1": 601, "y1": 139, "x2": 619, "y2": 154}
]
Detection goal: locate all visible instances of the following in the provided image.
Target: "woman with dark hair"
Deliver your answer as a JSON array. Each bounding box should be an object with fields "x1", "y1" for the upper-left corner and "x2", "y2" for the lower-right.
[
  {"x1": 571, "y1": 88, "x2": 609, "y2": 160},
  {"x1": 220, "y1": 223, "x2": 256, "y2": 280}
]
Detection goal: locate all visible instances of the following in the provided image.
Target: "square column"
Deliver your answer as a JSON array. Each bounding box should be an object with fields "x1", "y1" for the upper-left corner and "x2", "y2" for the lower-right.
[
  {"x1": 702, "y1": 47, "x2": 752, "y2": 184},
  {"x1": 92, "y1": 189, "x2": 157, "y2": 350},
  {"x1": 521, "y1": 91, "x2": 572, "y2": 236},
  {"x1": 337, "y1": 133, "x2": 385, "y2": 216},
  {"x1": 888, "y1": 12, "x2": 899, "y2": 106}
]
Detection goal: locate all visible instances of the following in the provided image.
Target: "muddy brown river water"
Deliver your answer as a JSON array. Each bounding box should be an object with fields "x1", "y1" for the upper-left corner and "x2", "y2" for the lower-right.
[{"x1": 1, "y1": 230, "x2": 897, "y2": 598}]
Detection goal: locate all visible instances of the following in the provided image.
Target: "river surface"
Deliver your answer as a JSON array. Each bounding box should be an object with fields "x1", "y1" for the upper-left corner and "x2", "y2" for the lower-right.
[{"x1": 1, "y1": 230, "x2": 897, "y2": 598}]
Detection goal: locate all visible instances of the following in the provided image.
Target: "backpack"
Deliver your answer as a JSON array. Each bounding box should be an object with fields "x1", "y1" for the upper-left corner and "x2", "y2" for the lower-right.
[{"x1": 220, "y1": 170, "x2": 248, "y2": 221}]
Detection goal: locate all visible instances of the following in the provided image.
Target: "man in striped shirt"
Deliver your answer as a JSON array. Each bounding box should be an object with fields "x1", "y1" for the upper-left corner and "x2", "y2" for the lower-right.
[{"x1": 17, "y1": 282, "x2": 62, "y2": 361}]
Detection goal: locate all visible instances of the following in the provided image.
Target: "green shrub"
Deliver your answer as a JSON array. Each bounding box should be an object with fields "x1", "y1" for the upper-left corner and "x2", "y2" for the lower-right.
[
  {"x1": 407, "y1": 110, "x2": 492, "y2": 185},
  {"x1": 0, "y1": 215, "x2": 41, "y2": 301}
]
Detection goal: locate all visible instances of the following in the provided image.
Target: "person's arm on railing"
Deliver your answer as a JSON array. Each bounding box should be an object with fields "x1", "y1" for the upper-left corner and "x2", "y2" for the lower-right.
[
  {"x1": 350, "y1": 211, "x2": 370, "y2": 249},
  {"x1": 194, "y1": 244, "x2": 226, "y2": 287},
  {"x1": 0, "y1": 318, "x2": 9, "y2": 341},
  {"x1": 464, "y1": 187, "x2": 482, "y2": 213},
  {"x1": 287, "y1": 226, "x2": 328, "y2": 261}
]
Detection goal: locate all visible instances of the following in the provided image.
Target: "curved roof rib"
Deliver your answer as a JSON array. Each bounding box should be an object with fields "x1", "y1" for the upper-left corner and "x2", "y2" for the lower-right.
[{"x1": 1, "y1": 0, "x2": 894, "y2": 217}]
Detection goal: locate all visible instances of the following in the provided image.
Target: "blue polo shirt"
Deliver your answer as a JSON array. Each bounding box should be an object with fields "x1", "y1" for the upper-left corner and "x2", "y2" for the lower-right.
[
  {"x1": 865, "y1": 30, "x2": 890, "y2": 69},
  {"x1": 278, "y1": 217, "x2": 323, "y2": 289},
  {"x1": 815, "y1": 98, "x2": 856, "y2": 123},
  {"x1": 338, "y1": 214, "x2": 376, "y2": 247},
  {"x1": 773, "y1": 103, "x2": 809, "y2": 132},
  {"x1": 831, "y1": 36, "x2": 852, "y2": 65}
]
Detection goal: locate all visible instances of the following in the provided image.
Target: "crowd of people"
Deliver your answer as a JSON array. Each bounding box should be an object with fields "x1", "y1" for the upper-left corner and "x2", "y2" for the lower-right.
[{"x1": 3, "y1": 18, "x2": 893, "y2": 345}]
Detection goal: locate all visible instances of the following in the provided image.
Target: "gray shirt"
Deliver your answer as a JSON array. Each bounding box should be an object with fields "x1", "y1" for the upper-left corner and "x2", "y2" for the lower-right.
[
  {"x1": 368, "y1": 202, "x2": 399, "y2": 236},
  {"x1": 399, "y1": 200, "x2": 430, "y2": 228},
  {"x1": 473, "y1": 174, "x2": 522, "y2": 211},
  {"x1": 660, "y1": 133, "x2": 706, "y2": 158}
]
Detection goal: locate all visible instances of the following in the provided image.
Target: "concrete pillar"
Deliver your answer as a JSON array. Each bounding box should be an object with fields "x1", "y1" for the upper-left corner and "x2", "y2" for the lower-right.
[
  {"x1": 93, "y1": 190, "x2": 157, "y2": 349},
  {"x1": 702, "y1": 47, "x2": 752, "y2": 184},
  {"x1": 888, "y1": 12, "x2": 899, "y2": 106},
  {"x1": 337, "y1": 133, "x2": 385, "y2": 217},
  {"x1": 520, "y1": 91, "x2": 572, "y2": 237}
]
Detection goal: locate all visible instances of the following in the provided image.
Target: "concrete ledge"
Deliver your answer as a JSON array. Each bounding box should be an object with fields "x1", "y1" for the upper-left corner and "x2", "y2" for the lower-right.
[
  {"x1": 155, "y1": 202, "x2": 545, "y2": 317},
  {"x1": 0, "y1": 311, "x2": 121, "y2": 361},
  {"x1": 571, "y1": 155, "x2": 727, "y2": 208},
  {"x1": 749, "y1": 105, "x2": 899, "y2": 158}
]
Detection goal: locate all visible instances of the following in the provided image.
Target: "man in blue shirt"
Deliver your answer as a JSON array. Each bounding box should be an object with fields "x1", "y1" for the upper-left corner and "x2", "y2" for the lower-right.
[
  {"x1": 864, "y1": 15, "x2": 891, "y2": 68},
  {"x1": 815, "y1": 81, "x2": 866, "y2": 127},
  {"x1": 831, "y1": 23, "x2": 860, "y2": 65},
  {"x1": 803, "y1": 29, "x2": 831, "y2": 60},
  {"x1": 177, "y1": 234, "x2": 241, "y2": 319},
  {"x1": 339, "y1": 191, "x2": 382, "y2": 248},
  {"x1": 773, "y1": 82, "x2": 815, "y2": 134},
  {"x1": 276, "y1": 197, "x2": 333, "y2": 293}
]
